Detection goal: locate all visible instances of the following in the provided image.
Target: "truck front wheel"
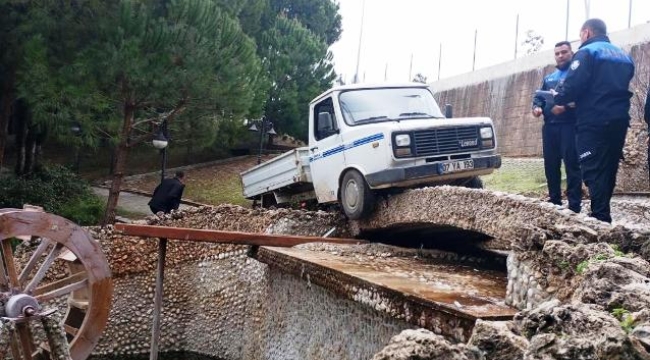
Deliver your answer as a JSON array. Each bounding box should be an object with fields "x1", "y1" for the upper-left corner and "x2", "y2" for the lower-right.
[
  {"x1": 462, "y1": 176, "x2": 484, "y2": 189},
  {"x1": 341, "y1": 170, "x2": 375, "y2": 220}
]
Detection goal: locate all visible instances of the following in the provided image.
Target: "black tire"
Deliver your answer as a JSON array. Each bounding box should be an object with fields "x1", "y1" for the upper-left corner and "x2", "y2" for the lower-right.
[
  {"x1": 260, "y1": 193, "x2": 277, "y2": 208},
  {"x1": 463, "y1": 176, "x2": 484, "y2": 189},
  {"x1": 340, "y1": 170, "x2": 375, "y2": 220}
]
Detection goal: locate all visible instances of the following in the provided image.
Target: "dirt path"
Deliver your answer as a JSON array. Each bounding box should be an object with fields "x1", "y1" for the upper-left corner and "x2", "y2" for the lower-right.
[{"x1": 92, "y1": 187, "x2": 192, "y2": 219}]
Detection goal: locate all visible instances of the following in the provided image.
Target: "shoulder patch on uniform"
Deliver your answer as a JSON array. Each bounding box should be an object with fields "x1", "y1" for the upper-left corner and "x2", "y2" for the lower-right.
[{"x1": 570, "y1": 60, "x2": 580, "y2": 70}]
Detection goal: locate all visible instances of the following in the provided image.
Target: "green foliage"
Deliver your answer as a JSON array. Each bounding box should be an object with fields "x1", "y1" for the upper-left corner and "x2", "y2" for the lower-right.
[
  {"x1": 269, "y1": 0, "x2": 342, "y2": 45},
  {"x1": 7, "y1": 0, "x2": 341, "y2": 161},
  {"x1": 610, "y1": 244, "x2": 626, "y2": 257},
  {"x1": 259, "y1": 15, "x2": 335, "y2": 139},
  {"x1": 576, "y1": 260, "x2": 589, "y2": 274},
  {"x1": 58, "y1": 195, "x2": 106, "y2": 226},
  {"x1": 557, "y1": 260, "x2": 570, "y2": 271},
  {"x1": 575, "y1": 253, "x2": 611, "y2": 274},
  {"x1": 0, "y1": 165, "x2": 104, "y2": 225},
  {"x1": 611, "y1": 308, "x2": 635, "y2": 333}
]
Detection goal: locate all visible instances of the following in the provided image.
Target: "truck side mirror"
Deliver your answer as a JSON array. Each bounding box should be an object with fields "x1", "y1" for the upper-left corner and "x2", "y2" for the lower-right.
[
  {"x1": 445, "y1": 104, "x2": 453, "y2": 118},
  {"x1": 317, "y1": 112, "x2": 336, "y2": 138}
]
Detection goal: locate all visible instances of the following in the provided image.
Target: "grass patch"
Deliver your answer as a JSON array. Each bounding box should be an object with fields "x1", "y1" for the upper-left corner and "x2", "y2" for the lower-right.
[
  {"x1": 483, "y1": 166, "x2": 547, "y2": 194},
  {"x1": 115, "y1": 207, "x2": 149, "y2": 220},
  {"x1": 185, "y1": 173, "x2": 251, "y2": 207},
  {"x1": 482, "y1": 164, "x2": 567, "y2": 196}
]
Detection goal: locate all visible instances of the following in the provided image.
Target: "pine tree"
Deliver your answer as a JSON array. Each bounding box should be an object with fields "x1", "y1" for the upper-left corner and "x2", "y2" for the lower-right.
[{"x1": 17, "y1": 0, "x2": 264, "y2": 224}]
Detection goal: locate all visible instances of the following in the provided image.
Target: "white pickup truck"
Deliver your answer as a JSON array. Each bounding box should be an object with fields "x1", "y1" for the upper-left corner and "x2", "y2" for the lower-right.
[{"x1": 241, "y1": 83, "x2": 501, "y2": 219}]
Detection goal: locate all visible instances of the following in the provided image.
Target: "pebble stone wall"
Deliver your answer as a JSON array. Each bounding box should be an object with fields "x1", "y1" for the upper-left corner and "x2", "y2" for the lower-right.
[{"x1": 91, "y1": 206, "x2": 412, "y2": 360}]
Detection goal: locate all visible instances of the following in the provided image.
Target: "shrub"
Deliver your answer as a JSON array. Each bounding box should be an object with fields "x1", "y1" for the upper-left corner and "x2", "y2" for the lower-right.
[
  {"x1": 0, "y1": 164, "x2": 104, "y2": 225},
  {"x1": 58, "y1": 194, "x2": 106, "y2": 226}
]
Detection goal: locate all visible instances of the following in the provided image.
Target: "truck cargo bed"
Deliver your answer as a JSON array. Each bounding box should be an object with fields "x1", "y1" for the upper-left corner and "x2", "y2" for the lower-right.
[{"x1": 240, "y1": 148, "x2": 313, "y2": 199}]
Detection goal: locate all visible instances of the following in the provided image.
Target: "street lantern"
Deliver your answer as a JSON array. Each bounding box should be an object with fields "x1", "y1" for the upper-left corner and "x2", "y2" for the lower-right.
[
  {"x1": 248, "y1": 116, "x2": 276, "y2": 164},
  {"x1": 152, "y1": 129, "x2": 168, "y2": 150}
]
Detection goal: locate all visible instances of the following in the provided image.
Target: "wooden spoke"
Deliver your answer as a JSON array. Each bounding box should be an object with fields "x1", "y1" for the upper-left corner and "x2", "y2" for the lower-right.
[
  {"x1": 35, "y1": 276, "x2": 88, "y2": 303},
  {"x1": 18, "y1": 239, "x2": 52, "y2": 287},
  {"x1": 0, "y1": 243, "x2": 9, "y2": 289},
  {"x1": 64, "y1": 324, "x2": 79, "y2": 337},
  {"x1": 23, "y1": 243, "x2": 63, "y2": 295},
  {"x1": 1, "y1": 239, "x2": 20, "y2": 288}
]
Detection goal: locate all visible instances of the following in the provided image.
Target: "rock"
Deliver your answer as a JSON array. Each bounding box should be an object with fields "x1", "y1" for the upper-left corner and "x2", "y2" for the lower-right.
[
  {"x1": 371, "y1": 329, "x2": 483, "y2": 360},
  {"x1": 467, "y1": 320, "x2": 528, "y2": 360},
  {"x1": 572, "y1": 257, "x2": 650, "y2": 312},
  {"x1": 514, "y1": 300, "x2": 635, "y2": 360},
  {"x1": 630, "y1": 325, "x2": 650, "y2": 360}
]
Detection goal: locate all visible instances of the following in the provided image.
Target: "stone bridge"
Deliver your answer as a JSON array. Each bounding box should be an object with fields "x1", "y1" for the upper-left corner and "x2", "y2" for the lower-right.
[{"x1": 351, "y1": 186, "x2": 650, "y2": 258}]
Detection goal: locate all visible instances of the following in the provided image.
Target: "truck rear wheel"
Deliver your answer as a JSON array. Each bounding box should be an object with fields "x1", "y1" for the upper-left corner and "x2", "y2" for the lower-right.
[{"x1": 341, "y1": 170, "x2": 375, "y2": 220}]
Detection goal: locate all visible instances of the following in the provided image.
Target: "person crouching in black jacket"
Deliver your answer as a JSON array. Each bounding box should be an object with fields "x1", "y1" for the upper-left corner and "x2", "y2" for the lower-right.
[{"x1": 148, "y1": 171, "x2": 186, "y2": 214}]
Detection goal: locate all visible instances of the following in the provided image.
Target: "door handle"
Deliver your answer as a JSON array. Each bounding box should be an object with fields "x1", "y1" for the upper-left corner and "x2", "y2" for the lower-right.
[{"x1": 310, "y1": 146, "x2": 318, "y2": 152}]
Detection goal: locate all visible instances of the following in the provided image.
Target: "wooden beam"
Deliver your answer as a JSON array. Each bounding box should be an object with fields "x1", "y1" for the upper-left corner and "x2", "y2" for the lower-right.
[{"x1": 113, "y1": 224, "x2": 366, "y2": 247}]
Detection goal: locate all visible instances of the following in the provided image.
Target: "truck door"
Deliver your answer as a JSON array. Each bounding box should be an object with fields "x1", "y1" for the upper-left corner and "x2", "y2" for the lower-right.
[{"x1": 309, "y1": 97, "x2": 345, "y2": 203}]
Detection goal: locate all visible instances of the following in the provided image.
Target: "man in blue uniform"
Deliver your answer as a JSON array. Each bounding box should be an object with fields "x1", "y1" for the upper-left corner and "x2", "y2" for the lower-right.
[
  {"x1": 532, "y1": 41, "x2": 581, "y2": 213},
  {"x1": 553, "y1": 19, "x2": 635, "y2": 223},
  {"x1": 645, "y1": 87, "x2": 650, "y2": 182}
]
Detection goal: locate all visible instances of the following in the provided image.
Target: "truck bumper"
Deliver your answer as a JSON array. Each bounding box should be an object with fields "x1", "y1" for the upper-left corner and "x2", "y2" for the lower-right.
[{"x1": 365, "y1": 155, "x2": 502, "y2": 188}]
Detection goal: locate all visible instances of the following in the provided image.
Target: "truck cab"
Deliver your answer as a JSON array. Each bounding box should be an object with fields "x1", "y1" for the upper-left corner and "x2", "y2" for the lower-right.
[{"x1": 308, "y1": 83, "x2": 501, "y2": 219}]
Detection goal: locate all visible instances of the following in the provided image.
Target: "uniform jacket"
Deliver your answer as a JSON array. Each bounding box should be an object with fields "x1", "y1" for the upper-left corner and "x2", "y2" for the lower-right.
[
  {"x1": 533, "y1": 66, "x2": 577, "y2": 124},
  {"x1": 148, "y1": 177, "x2": 185, "y2": 213},
  {"x1": 555, "y1": 35, "x2": 635, "y2": 125},
  {"x1": 643, "y1": 89, "x2": 650, "y2": 126}
]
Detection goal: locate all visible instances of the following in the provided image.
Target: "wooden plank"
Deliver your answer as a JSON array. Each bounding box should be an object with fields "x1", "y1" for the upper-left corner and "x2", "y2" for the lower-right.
[{"x1": 114, "y1": 224, "x2": 366, "y2": 247}]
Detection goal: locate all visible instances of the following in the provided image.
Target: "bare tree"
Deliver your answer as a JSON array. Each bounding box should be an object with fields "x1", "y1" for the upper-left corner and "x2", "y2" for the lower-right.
[
  {"x1": 521, "y1": 30, "x2": 545, "y2": 55},
  {"x1": 412, "y1": 73, "x2": 428, "y2": 84}
]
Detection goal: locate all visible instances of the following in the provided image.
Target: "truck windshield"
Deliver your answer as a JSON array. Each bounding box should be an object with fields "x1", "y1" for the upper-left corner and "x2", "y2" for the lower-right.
[{"x1": 338, "y1": 87, "x2": 445, "y2": 125}]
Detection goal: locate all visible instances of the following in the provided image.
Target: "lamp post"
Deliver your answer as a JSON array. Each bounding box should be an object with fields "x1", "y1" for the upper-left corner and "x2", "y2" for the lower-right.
[
  {"x1": 149, "y1": 119, "x2": 168, "y2": 360},
  {"x1": 152, "y1": 120, "x2": 169, "y2": 184},
  {"x1": 70, "y1": 122, "x2": 82, "y2": 173},
  {"x1": 248, "y1": 116, "x2": 276, "y2": 164}
]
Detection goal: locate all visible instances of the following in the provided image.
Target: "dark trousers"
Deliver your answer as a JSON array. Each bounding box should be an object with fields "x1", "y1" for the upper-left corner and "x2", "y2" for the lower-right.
[
  {"x1": 576, "y1": 120, "x2": 629, "y2": 223},
  {"x1": 150, "y1": 205, "x2": 165, "y2": 214},
  {"x1": 542, "y1": 122, "x2": 582, "y2": 212}
]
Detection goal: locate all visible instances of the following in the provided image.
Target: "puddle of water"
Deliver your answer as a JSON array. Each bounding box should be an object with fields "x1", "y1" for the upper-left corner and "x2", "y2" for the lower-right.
[{"x1": 90, "y1": 353, "x2": 223, "y2": 360}]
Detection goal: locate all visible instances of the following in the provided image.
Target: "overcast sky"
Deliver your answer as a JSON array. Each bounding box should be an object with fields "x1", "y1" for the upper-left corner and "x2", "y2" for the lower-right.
[{"x1": 329, "y1": 0, "x2": 650, "y2": 83}]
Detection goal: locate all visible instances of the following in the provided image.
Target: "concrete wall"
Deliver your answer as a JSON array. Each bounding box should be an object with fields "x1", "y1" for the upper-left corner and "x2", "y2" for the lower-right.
[{"x1": 430, "y1": 22, "x2": 650, "y2": 158}]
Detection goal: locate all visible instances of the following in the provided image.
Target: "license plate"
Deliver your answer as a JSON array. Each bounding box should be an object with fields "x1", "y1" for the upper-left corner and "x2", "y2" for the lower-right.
[{"x1": 439, "y1": 159, "x2": 474, "y2": 174}]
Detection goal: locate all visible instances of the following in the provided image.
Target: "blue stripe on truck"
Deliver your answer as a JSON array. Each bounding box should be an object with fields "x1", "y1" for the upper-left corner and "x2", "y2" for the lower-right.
[{"x1": 309, "y1": 133, "x2": 385, "y2": 163}]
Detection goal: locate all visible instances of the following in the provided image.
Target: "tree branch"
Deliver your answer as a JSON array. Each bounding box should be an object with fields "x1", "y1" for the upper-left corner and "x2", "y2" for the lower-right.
[{"x1": 127, "y1": 99, "x2": 188, "y2": 148}]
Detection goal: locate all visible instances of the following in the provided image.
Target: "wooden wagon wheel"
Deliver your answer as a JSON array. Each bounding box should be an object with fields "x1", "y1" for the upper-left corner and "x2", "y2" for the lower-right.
[{"x1": 0, "y1": 209, "x2": 113, "y2": 360}]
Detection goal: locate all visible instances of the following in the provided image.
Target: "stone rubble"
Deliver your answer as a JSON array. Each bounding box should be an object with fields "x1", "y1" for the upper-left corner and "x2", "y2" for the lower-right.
[{"x1": 370, "y1": 329, "x2": 483, "y2": 360}]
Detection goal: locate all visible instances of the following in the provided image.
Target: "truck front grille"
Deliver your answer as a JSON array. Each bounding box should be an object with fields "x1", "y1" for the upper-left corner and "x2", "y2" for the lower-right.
[{"x1": 413, "y1": 126, "x2": 480, "y2": 157}]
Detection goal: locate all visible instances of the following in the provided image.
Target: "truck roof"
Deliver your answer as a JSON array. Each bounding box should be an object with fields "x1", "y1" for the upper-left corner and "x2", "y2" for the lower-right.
[{"x1": 310, "y1": 82, "x2": 431, "y2": 104}]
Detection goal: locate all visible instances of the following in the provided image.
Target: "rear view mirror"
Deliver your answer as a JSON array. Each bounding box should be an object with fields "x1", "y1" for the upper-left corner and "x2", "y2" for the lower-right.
[{"x1": 445, "y1": 104, "x2": 453, "y2": 118}]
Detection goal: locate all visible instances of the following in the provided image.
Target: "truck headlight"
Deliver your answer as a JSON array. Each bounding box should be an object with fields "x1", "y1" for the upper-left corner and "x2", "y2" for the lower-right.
[
  {"x1": 480, "y1": 127, "x2": 493, "y2": 139},
  {"x1": 395, "y1": 134, "x2": 411, "y2": 147}
]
